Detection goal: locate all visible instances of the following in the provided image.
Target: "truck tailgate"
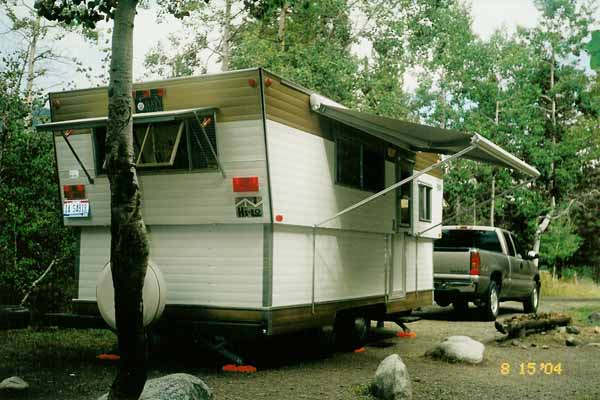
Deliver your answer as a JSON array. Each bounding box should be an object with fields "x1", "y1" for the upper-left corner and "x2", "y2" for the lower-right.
[{"x1": 433, "y1": 249, "x2": 471, "y2": 276}]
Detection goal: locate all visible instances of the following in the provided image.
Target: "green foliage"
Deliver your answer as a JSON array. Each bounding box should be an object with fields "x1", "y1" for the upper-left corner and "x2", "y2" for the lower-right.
[
  {"x1": 0, "y1": 56, "x2": 77, "y2": 313},
  {"x1": 586, "y1": 30, "x2": 600, "y2": 71},
  {"x1": 229, "y1": 0, "x2": 359, "y2": 104},
  {"x1": 539, "y1": 218, "x2": 582, "y2": 268}
]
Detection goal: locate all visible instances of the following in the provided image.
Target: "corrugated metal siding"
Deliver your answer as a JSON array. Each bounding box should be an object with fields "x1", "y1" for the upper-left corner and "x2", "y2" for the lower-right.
[
  {"x1": 415, "y1": 152, "x2": 442, "y2": 178},
  {"x1": 56, "y1": 119, "x2": 270, "y2": 226},
  {"x1": 271, "y1": 224, "x2": 386, "y2": 307},
  {"x1": 263, "y1": 72, "x2": 321, "y2": 136},
  {"x1": 266, "y1": 120, "x2": 395, "y2": 233},
  {"x1": 405, "y1": 237, "x2": 434, "y2": 292},
  {"x1": 78, "y1": 224, "x2": 264, "y2": 307},
  {"x1": 50, "y1": 69, "x2": 261, "y2": 123}
]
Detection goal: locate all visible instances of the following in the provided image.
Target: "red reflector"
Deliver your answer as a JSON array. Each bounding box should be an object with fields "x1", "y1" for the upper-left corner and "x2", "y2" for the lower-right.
[
  {"x1": 156, "y1": 88, "x2": 165, "y2": 97},
  {"x1": 232, "y1": 177, "x2": 259, "y2": 192},
  {"x1": 275, "y1": 215, "x2": 283, "y2": 222},
  {"x1": 470, "y1": 251, "x2": 481, "y2": 275}
]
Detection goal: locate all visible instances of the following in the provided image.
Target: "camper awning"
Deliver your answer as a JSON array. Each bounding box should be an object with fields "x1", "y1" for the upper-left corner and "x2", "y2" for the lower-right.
[
  {"x1": 310, "y1": 96, "x2": 540, "y2": 178},
  {"x1": 35, "y1": 107, "x2": 218, "y2": 132}
]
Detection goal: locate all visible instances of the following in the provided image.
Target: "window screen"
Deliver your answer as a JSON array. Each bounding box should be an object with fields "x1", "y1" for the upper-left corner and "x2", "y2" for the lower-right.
[
  {"x1": 336, "y1": 136, "x2": 384, "y2": 192},
  {"x1": 93, "y1": 113, "x2": 217, "y2": 173}
]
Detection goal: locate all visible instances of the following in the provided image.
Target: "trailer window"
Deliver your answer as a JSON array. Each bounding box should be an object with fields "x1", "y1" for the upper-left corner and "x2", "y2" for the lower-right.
[
  {"x1": 418, "y1": 184, "x2": 432, "y2": 222},
  {"x1": 93, "y1": 115, "x2": 218, "y2": 173},
  {"x1": 336, "y1": 137, "x2": 384, "y2": 192}
]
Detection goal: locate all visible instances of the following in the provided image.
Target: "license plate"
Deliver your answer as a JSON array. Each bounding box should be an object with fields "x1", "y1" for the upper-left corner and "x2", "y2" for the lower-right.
[{"x1": 63, "y1": 199, "x2": 90, "y2": 218}]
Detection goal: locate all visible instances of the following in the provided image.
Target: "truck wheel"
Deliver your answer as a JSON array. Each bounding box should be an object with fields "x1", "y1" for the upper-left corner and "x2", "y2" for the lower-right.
[
  {"x1": 480, "y1": 281, "x2": 500, "y2": 321},
  {"x1": 523, "y1": 283, "x2": 540, "y2": 314}
]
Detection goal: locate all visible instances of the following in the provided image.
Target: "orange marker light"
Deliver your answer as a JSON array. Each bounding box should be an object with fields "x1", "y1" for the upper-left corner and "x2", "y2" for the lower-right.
[
  {"x1": 396, "y1": 331, "x2": 417, "y2": 338},
  {"x1": 96, "y1": 354, "x2": 120, "y2": 361},
  {"x1": 222, "y1": 364, "x2": 257, "y2": 373},
  {"x1": 354, "y1": 347, "x2": 366, "y2": 353}
]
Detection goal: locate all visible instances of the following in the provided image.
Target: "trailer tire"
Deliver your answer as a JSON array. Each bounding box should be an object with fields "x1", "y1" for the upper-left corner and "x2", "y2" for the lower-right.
[
  {"x1": 334, "y1": 314, "x2": 370, "y2": 350},
  {"x1": 0, "y1": 305, "x2": 30, "y2": 329},
  {"x1": 452, "y1": 300, "x2": 469, "y2": 314}
]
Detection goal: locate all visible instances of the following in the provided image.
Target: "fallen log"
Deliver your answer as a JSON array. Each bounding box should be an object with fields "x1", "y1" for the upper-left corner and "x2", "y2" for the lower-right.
[{"x1": 495, "y1": 312, "x2": 572, "y2": 338}]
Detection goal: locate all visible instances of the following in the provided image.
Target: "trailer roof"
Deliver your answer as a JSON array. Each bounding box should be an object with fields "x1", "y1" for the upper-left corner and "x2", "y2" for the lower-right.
[
  {"x1": 36, "y1": 107, "x2": 217, "y2": 131},
  {"x1": 309, "y1": 97, "x2": 540, "y2": 178}
]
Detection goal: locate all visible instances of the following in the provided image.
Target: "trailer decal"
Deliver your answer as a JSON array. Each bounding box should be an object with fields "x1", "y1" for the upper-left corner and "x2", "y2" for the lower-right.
[{"x1": 235, "y1": 197, "x2": 263, "y2": 218}]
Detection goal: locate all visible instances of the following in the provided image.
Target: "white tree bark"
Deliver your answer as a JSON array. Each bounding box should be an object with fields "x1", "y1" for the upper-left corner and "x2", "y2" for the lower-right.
[{"x1": 220, "y1": 0, "x2": 232, "y2": 71}]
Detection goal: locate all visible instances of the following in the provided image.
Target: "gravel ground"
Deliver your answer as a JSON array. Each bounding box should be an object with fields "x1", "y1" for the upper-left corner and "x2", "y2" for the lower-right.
[
  {"x1": 191, "y1": 298, "x2": 600, "y2": 400},
  {"x1": 1, "y1": 298, "x2": 599, "y2": 400}
]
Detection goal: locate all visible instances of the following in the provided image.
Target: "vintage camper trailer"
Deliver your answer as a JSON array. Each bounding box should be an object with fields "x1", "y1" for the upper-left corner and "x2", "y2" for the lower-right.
[{"x1": 38, "y1": 68, "x2": 539, "y2": 343}]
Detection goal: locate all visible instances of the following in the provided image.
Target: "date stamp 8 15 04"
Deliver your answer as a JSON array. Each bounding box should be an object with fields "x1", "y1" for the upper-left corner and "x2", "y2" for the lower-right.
[{"x1": 500, "y1": 362, "x2": 563, "y2": 376}]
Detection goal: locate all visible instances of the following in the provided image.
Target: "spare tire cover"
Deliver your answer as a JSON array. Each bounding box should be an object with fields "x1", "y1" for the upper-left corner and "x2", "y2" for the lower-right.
[{"x1": 96, "y1": 261, "x2": 167, "y2": 330}]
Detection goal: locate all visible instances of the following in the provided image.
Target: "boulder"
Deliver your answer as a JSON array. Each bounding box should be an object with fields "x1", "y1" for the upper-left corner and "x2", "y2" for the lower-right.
[
  {"x1": 588, "y1": 312, "x2": 600, "y2": 323},
  {"x1": 566, "y1": 326, "x2": 580, "y2": 335},
  {"x1": 372, "y1": 354, "x2": 412, "y2": 400},
  {"x1": 0, "y1": 376, "x2": 29, "y2": 391},
  {"x1": 97, "y1": 374, "x2": 212, "y2": 400},
  {"x1": 425, "y1": 336, "x2": 485, "y2": 364},
  {"x1": 565, "y1": 336, "x2": 579, "y2": 347}
]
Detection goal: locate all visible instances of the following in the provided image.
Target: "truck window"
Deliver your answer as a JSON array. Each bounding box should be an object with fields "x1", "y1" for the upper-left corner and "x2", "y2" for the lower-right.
[
  {"x1": 502, "y1": 232, "x2": 516, "y2": 256},
  {"x1": 511, "y1": 234, "x2": 526, "y2": 258},
  {"x1": 434, "y1": 229, "x2": 503, "y2": 253}
]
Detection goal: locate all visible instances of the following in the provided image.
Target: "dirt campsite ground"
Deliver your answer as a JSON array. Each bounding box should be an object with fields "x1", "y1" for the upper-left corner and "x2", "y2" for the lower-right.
[{"x1": 1, "y1": 298, "x2": 599, "y2": 400}]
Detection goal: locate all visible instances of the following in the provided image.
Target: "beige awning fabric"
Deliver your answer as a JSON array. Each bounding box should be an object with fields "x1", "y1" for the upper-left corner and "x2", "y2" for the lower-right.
[
  {"x1": 310, "y1": 97, "x2": 540, "y2": 178},
  {"x1": 35, "y1": 107, "x2": 217, "y2": 132}
]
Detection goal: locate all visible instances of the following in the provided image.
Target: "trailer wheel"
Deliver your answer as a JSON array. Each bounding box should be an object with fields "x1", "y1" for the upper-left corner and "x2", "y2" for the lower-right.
[
  {"x1": 334, "y1": 314, "x2": 370, "y2": 350},
  {"x1": 0, "y1": 305, "x2": 30, "y2": 329}
]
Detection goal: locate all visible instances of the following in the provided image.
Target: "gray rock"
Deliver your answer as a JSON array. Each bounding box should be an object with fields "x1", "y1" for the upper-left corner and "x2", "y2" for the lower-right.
[
  {"x1": 97, "y1": 374, "x2": 212, "y2": 400},
  {"x1": 372, "y1": 354, "x2": 412, "y2": 400},
  {"x1": 594, "y1": 326, "x2": 600, "y2": 334},
  {"x1": 585, "y1": 343, "x2": 600, "y2": 348},
  {"x1": 557, "y1": 326, "x2": 567, "y2": 334},
  {"x1": 588, "y1": 312, "x2": 600, "y2": 323},
  {"x1": 0, "y1": 376, "x2": 29, "y2": 391},
  {"x1": 511, "y1": 339, "x2": 521, "y2": 347},
  {"x1": 566, "y1": 336, "x2": 579, "y2": 347},
  {"x1": 425, "y1": 336, "x2": 485, "y2": 364},
  {"x1": 542, "y1": 345, "x2": 550, "y2": 349},
  {"x1": 566, "y1": 326, "x2": 581, "y2": 335}
]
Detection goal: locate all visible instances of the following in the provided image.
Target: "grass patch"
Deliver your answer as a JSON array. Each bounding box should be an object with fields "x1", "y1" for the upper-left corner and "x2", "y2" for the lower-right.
[
  {"x1": 540, "y1": 271, "x2": 600, "y2": 298},
  {"x1": 566, "y1": 306, "x2": 600, "y2": 326}
]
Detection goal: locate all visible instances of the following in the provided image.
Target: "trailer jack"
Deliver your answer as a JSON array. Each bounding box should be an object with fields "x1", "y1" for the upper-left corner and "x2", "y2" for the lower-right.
[
  {"x1": 194, "y1": 335, "x2": 244, "y2": 366},
  {"x1": 391, "y1": 316, "x2": 421, "y2": 333}
]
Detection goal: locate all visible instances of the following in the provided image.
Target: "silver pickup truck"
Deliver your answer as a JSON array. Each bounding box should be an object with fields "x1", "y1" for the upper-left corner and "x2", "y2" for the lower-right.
[{"x1": 433, "y1": 225, "x2": 540, "y2": 320}]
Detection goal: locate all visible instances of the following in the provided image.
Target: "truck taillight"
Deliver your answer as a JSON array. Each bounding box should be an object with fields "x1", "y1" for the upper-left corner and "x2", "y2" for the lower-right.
[{"x1": 470, "y1": 251, "x2": 481, "y2": 275}]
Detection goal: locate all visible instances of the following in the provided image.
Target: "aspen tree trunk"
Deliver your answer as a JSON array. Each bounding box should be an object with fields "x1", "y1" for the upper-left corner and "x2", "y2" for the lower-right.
[
  {"x1": 278, "y1": 1, "x2": 287, "y2": 51},
  {"x1": 25, "y1": 15, "x2": 41, "y2": 109},
  {"x1": 221, "y1": 0, "x2": 232, "y2": 71},
  {"x1": 105, "y1": 1, "x2": 149, "y2": 399}
]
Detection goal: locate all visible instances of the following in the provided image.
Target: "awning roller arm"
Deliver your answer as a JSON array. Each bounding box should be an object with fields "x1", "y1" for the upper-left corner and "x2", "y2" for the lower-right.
[
  {"x1": 315, "y1": 143, "x2": 477, "y2": 228},
  {"x1": 60, "y1": 131, "x2": 94, "y2": 184}
]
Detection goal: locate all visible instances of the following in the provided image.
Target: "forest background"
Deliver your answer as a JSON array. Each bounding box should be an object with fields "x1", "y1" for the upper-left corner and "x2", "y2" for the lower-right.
[{"x1": 1, "y1": 0, "x2": 599, "y2": 313}]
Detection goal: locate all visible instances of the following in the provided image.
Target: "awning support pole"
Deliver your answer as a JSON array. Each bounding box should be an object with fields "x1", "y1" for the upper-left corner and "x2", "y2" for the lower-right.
[
  {"x1": 193, "y1": 111, "x2": 226, "y2": 179},
  {"x1": 311, "y1": 225, "x2": 317, "y2": 315},
  {"x1": 315, "y1": 144, "x2": 477, "y2": 228},
  {"x1": 417, "y1": 177, "x2": 537, "y2": 236},
  {"x1": 60, "y1": 131, "x2": 94, "y2": 184}
]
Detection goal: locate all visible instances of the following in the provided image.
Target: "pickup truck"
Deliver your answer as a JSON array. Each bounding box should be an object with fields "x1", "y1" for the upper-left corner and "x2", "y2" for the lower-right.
[{"x1": 433, "y1": 225, "x2": 540, "y2": 320}]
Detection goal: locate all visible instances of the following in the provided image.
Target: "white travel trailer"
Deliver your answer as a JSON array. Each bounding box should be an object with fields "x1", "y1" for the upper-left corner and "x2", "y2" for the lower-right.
[{"x1": 38, "y1": 68, "x2": 539, "y2": 342}]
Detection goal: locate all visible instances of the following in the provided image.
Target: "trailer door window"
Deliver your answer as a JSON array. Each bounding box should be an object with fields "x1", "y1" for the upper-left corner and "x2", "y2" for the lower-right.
[
  {"x1": 336, "y1": 137, "x2": 384, "y2": 192},
  {"x1": 418, "y1": 184, "x2": 432, "y2": 222}
]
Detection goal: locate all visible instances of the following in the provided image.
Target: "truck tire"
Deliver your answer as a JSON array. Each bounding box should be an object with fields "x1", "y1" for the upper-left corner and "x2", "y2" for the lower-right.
[
  {"x1": 480, "y1": 281, "x2": 500, "y2": 321},
  {"x1": 523, "y1": 283, "x2": 540, "y2": 314}
]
